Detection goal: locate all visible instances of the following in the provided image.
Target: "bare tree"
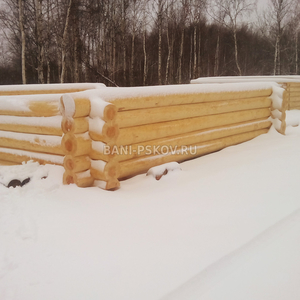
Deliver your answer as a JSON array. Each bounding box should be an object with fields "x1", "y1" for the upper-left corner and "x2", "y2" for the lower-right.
[
  {"x1": 210, "y1": 0, "x2": 256, "y2": 75},
  {"x1": 178, "y1": 0, "x2": 190, "y2": 83},
  {"x1": 61, "y1": 0, "x2": 72, "y2": 83},
  {"x1": 259, "y1": 0, "x2": 296, "y2": 75},
  {"x1": 18, "y1": 0, "x2": 26, "y2": 83}
]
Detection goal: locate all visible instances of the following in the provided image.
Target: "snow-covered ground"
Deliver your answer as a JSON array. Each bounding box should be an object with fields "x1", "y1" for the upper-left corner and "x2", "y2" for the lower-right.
[{"x1": 1, "y1": 111, "x2": 300, "y2": 300}]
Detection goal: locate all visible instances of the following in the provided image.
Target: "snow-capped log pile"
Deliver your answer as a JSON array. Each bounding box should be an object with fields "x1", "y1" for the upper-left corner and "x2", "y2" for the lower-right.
[
  {"x1": 60, "y1": 91, "x2": 120, "y2": 189},
  {"x1": 0, "y1": 82, "x2": 287, "y2": 190},
  {"x1": 0, "y1": 83, "x2": 105, "y2": 166},
  {"x1": 97, "y1": 83, "x2": 283, "y2": 182},
  {"x1": 191, "y1": 75, "x2": 300, "y2": 111}
]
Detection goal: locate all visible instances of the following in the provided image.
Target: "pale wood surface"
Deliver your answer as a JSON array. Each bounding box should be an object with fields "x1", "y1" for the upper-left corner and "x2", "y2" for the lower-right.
[
  {"x1": 61, "y1": 117, "x2": 89, "y2": 134},
  {"x1": 114, "y1": 119, "x2": 271, "y2": 162},
  {"x1": 63, "y1": 170, "x2": 94, "y2": 187},
  {"x1": 63, "y1": 155, "x2": 91, "y2": 173},
  {"x1": 60, "y1": 96, "x2": 91, "y2": 118},
  {"x1": 116, "y1": 97, "x2": 271, "y2": 128},
  {"x1": 107, "y1": 89, "x2": 273, "y2": 111},
  {"x1": 116, "y1": 108, "x2": 271, "y2": 146},
  {"x1": 90, "y1": 160, "x2": 120, "y2": 181},
  {"x1": 0, "y1": 149, "x2": 63, "y2": 165},
  {"x1": 118, "y1": 129, "x2": 268, "y2": 179},
  {"x1": 0, "y1": 135, "x2": 64, "y2": 155},
  {"x1": 0, "y1": 101, "x2": 60, "y2": 117},
  {"x1": 61, "y1": 133, "x2": 91, "y2": 157},
  {"x1": 0, "y1": 121, "x2": 62, "y2": 136}
]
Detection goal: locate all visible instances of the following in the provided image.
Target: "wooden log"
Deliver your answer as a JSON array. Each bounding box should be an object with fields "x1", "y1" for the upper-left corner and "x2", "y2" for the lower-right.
[
  {"x1": 117, "y1": 108, "x2": 271, "y2": 146},
  {"x1": 61, "y1": 133, "x2": 91, "y2": 156},
  {"x1": 288, "y1": 87, "x2": 300, "y2": 93},
  {"x1": 118, "y1": 129, "x2": 268, "y2": 179},
  {"x1": 0, "y1": 131, "x2": 63, "y2": 155},
  {"x1": 104, "y1": 88, "x2": 273, "y2": 111},
  {"x1": 0, "y1": 96, "x2": 60, "y2": 117},
  {"x1": 0, "y1": 147, "x2": 64, "y2": 165},
  {"x1": 90, "y1": 160, "x2": 120, "y2": 181},
  {"x1": 60, "y1": 94, "x2": 91, "y2": 118},
  {"x1": 61, "y1": 117, "x2": 89, "y2": 134},
  {"x1": 89, "y1": 99, "x2": 118, "y2": 122},
  {"x1": 94, "y1": 179, "x2": 120, "y2": 190},
  {"x1": 0, "y1": 116, "x2": 62, "y2": 136},
  {"x1": 90, "y1": 141, "x2": 116, "y2": 162},
  {"x1": 116, "y1": 97, "x2": 271, "y2": 128},
  {"x1": 289, "y1": 91, "x2": 300, "y2": 99},
  {"x1": 89, "y1": 118, "x2": 119, "y2": 142},
  {"x1": 0, "y1": 83, "x2": 105, "y2": 96},
  {"x1": 0, "y1": 160, "x2": 19, "y2": 166},
  {"x1": 60, "y1": 94, "x2": 117, "y2": 121},
  {"x1": 63, "y1": 155, "x2": 91, "y2": 173},
  {"x1": 113, "y1": 119, "x2": 271, "y2": 162},
  {"x1": 63, "y1": 170, "x2": 94, "y2": 187},
  {"x1": 289, "y1": 103, "x2": 300, "y2": 109},
  {"x1": 288, "y1": 83, "x2": 300, "y2": 90}
]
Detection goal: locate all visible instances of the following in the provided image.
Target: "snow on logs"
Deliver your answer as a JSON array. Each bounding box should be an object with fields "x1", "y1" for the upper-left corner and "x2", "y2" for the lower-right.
[
  {"x1": 0, "y1": 82, "x2": 287, "y2": 189},
  {"x1": 60, "y1": 92, "x2": 120, "y2": 189},
  {"x1": 84, "y1": 83, "x2": 277, "y2": 182},
  {"x1": 0, "y1": 83, "x2": 105, "y2": 168}
]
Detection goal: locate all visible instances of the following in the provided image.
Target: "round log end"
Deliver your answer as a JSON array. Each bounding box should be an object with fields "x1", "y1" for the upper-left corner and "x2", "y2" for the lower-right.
[
  {"x1": 61, "y1": 118, "x2": 73, "y2": 133},
  {"x1": 105, "y1": 105, "x2": 117, "y2": 121},
  {"x1": 63, "y1": 172, "x2": 75, "y2": 185},
  {"x1": 64, "y1": 157, "x2": 75, "y2": 171}
]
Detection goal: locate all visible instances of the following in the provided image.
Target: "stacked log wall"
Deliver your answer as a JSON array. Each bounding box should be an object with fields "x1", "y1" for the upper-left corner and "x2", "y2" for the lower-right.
[
  {"x1": 0, "y1": 84, "x2": 104, "y2": 168},
  {"x1": 0, "y1": 83, "x2": 289, "y2": 190}
]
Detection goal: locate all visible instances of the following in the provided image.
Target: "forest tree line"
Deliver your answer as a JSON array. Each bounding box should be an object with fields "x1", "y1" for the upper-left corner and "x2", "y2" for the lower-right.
[{"x1": 0, "y1": 0, "x2": 299, "y2": 86}]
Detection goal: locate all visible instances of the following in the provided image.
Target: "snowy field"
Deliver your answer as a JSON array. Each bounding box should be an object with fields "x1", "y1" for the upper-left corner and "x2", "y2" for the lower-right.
[{"x1": 1, "y1": 110, "x2": 300, "y2": 300}]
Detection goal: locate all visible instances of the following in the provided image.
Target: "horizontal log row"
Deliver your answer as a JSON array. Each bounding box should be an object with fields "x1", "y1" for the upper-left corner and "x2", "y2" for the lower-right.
[
  {"x1": 0, "y1": 116, "x2": 62, "y2": 136},
  {"x1": 0, "y1": 83, "x2": 105, "y2": 96},
  {"x1": 0, "y1": 147, "x2": 64, "y2": 165},
  {"x1": 116, "y1": 108, "x2": 270, "y2": 146},
  {"x1": 116, "y1": 96, "x2": 271, "y2": 128},
  {"x1": 0, "y1": 131, "x2": 63, "y2": 155},
  {"x1": 115, "y1": 119, "x2": 271, "y2": 162},
  {"x1": 109, "y1": 89, "x2": 273, "y2": 111},
  {"x1": 0, "y1": 95, "x2": 62, "y2": 117},
  {"x1": 118, "y1": 129, "x2": 268, "y2": 179}
]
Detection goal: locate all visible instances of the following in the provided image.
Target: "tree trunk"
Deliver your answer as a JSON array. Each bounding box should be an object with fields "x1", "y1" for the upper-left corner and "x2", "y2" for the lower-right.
[
  {"x1": 73, "y1": 0, "x2": 80, "y2": 83},
  {"x1": 197, "y1": 26, "x2": 201, "y2": 77},
  {"x1": 61, "y1": 0, "x2": 73, "y2": 83},
  {"x1": 273, "y1": 36, "x2": 279, "y2": 75},
  {"x1": 143, "y1": 26, "x2": 147, "y2": 86},
  {"x1": 296, "y1": 31, "x2": 298, "y2": 74},
  {"x1": 193, "y1": 25, "x2": 197, "y2": 79},
  {"x1": 165, "y1": 25, "x2": 171, "y2": 84},
  {"x1": 214, "y1": 33, "x2": 220, "y2": 76},
  {"x1": 35, "y1": 0, "x2": 44, "y2": 83},
  {"x1": 158, "y1": 18, "x2": 162, "y2": 85},
  {"x1": 130, "y1": 33, "x2": 135, "y2": 86},
  {"x1": 18, "y1": 0, "x2": 26, "y2": 84},
  {"x1": 178, "y1": 27, "x2": 184, "y2": 84},
  {"x1": 233, "y1": 29, "x2": 242, "y2": 76}
]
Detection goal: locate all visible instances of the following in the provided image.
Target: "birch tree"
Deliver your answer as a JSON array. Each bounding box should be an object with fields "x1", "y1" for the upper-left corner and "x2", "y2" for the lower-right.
[
  {"x1": 18, "y1": 0, "x2": 26, "y2": 83},
  {"x1": 210, "y1": 0, "x2": 256, "y2": 76}
]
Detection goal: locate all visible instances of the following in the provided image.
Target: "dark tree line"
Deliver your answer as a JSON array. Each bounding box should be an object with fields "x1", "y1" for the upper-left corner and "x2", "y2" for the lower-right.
[{"x1": 0, "y1": 0, "x2": 299, "y2": 86}]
